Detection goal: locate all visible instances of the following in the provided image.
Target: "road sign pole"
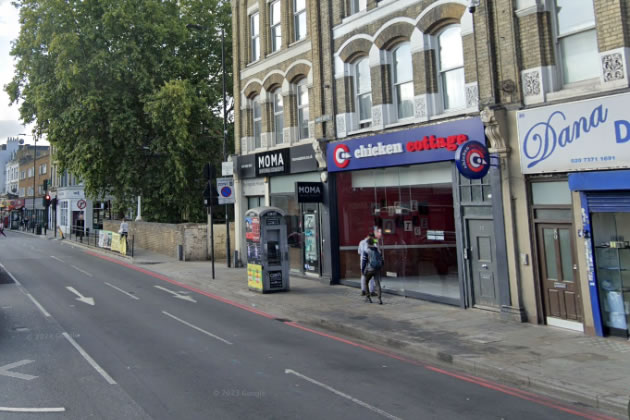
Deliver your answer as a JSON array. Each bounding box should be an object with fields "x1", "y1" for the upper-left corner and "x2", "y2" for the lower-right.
[{"x1": 208, "y1": 205, "x2": 215, "y2": 279}]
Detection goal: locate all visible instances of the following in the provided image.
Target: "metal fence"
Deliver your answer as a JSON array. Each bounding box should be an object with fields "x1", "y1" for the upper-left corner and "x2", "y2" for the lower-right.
[{"x1": 67, "y1": 227, "x2": 134, "y2": 257}]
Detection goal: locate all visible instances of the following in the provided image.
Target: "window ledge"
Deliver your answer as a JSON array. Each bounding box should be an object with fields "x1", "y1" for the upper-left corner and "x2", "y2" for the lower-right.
[
  {"x1": 546, "y1": 78, "x2": 603, "y2": 102},
  {"x1": 429, "y1": 107, "x2": 477, "y2": 121},
  {"x1": 246, "y1": 59, "x2": 261, "y2": 68},
  {"x1": 384, "y1": 118, "x2": 415, "y2": 130},
  {"x1": 289, "y1": 38, "x2": 309, "y2": 48},
  {"x1": 347, "y1": 127, "x2": 374, "y2": 137}
]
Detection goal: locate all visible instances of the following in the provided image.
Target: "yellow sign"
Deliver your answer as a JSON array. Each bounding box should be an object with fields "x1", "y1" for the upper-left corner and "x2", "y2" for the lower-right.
[
  {"x1": 111, "y1": 233, "x2": 121, "y2": 253},
  {"x1": 247, "y1": 264, "x2": 263, "y2": 291}
]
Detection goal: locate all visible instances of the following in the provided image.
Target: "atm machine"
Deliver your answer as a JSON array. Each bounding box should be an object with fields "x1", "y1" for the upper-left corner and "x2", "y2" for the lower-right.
[{"x1": 245, "y1": 207, "x2": 290, "y2": 293}]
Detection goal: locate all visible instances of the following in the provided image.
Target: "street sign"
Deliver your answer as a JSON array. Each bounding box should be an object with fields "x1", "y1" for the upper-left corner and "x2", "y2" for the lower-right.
[
  {"x1": 222, "y1": 161, "x2": 233, "y2": 176},
  {"x1": 77, "y1": 199, "x2": 87, "y2": 210},
  {"x1": 216, "y1": 177, "x2": 234, "y2": 205}
]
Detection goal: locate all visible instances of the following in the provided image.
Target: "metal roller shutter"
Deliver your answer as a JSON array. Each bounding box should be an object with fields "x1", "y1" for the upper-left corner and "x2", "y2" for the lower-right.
[{"x1": 586, "y1": 192, "x2": 630, "y2": 213}]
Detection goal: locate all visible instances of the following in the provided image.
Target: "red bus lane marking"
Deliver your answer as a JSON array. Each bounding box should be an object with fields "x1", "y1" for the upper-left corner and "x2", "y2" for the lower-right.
[{"x1": 84, "y1": 250, "x2": 620, "y2": 420}]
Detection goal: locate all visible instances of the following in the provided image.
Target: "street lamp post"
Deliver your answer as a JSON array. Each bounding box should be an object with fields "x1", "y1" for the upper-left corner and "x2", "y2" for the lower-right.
[
  {"x1": 20, "y1": 133, "x2": 38, "y2": 233},
  {"x1": 187, "y1": 23, "x2": 232, "y2": 268}
]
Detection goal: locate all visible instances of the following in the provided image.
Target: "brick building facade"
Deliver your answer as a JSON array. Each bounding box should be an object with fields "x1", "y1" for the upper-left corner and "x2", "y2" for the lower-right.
[{"x1": 231, "y1": 0, "x2": 630, "y2": 338}]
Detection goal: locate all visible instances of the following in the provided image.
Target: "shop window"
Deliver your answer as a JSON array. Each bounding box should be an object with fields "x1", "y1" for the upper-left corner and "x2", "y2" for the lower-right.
[
  {"x1": 293, "y1": 0, "x2": 307, "y2": 42},
  {"x1": 438, "y1": 25, "x2": 465, "y2": 111},
  {"x1": 354, "y1": 57, "x2": 372, "y2": 128},
  {"x1": 270, "y1": 1, "x2": 281, "y2": 53},
  {"x1": 392, "y1": 42, "x2": 414, "y2": 120},
  {"x1": 272, "y1": 89, "x2": 284, "y2": 145},
  {"x1": 336, "y1": 162, "x2": 459, "y2": 301},
  {"x1": 252, "y1": 95, "x2": 262, "y2": 149},
  {"x1": 592, "y1": 212, "x2": 630, "y2": 337},
  {"x1": 247, "y1": 196, "x2": 264, "y2": 209},
  {"x1": 553, "y1": 0, "x2": 599, "y2": 85},
  {"x1": 61, "y1": 201, "x2": 68, "y2": 226},
  {"x1": 296, "y1": 80, "x2": 309, "y2": 140},
  {"x1": 250, "y1": 12, "x2": 260, "y2": 62}
]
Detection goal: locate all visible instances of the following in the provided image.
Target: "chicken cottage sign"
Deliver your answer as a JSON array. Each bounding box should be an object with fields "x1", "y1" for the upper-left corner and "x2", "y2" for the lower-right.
[{"x1": 517, "y1": 92, "x2": 630, "y2": 174}]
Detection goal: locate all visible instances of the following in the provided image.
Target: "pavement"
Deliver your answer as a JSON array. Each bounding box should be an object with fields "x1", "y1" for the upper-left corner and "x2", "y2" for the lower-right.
[{"x1": 9, "y1": 227, "x2": 630, "y2": 418}]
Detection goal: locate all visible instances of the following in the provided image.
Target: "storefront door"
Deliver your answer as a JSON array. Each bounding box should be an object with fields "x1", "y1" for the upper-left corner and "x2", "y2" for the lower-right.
[
  {"x1": 536, "y1": 223, "x2": 583, "y2": 323},
  {"x1": 302, "y1": 203, "x2": 321, "y2": 275},
  {"x1": 467, "y1": 219, "x2": 499, "y2": 308}
]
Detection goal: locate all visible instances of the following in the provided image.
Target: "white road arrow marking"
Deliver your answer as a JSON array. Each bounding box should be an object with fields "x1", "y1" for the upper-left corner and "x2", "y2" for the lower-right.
[
  {"x1": 0, "y1": 360, "x2": 38, "y2": 381},
  {"x1": 66, "y1": 287, "x2": 95, "y2": 306},
  {"x1": 285, "y1": 369, "x2": 402, "y2": 420},
  {"x1": 154, "y1": 285, "x2": 197, "y2": 303}
]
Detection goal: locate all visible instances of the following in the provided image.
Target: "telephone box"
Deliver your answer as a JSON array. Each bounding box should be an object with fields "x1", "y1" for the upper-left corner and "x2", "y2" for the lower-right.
[{"x1": 245, "y1": 207, "x2": 290, "y2": 293}]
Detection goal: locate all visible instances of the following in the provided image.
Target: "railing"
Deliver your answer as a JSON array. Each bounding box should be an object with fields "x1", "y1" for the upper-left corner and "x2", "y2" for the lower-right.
[{"x1": 68, "y1": 227, "x2": 134, "y2": 257}]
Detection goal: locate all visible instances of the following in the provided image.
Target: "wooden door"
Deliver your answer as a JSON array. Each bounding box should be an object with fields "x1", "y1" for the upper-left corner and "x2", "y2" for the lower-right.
[{"x1": 536, "y1": 224, "x2": 583, "y2": 321}]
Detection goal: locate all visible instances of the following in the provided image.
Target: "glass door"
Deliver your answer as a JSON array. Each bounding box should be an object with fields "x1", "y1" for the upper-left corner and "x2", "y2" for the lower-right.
[{"x1": 302, "y1": 203, "x2": 321, "y2": 274}]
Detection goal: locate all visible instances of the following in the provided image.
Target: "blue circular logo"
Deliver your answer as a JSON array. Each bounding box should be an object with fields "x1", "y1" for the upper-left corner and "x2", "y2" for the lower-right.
[
  {"x1": 220, "y1": 186, "x2": 232, "y2": 198},
  {"x1": 455, "y1": 141, "x2": 490, "y2": 179}
]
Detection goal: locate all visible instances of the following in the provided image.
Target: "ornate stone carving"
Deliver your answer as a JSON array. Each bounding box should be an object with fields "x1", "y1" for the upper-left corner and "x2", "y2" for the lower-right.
[
  {"x1": 414, "y1": 96, "x2": 427, "y2": 119},
  {"x1": 524, "y1": 70, "x2": 541, "y2": 97},
  {"x1": 480, "y1": 107, "x2": 508, "y2": 154},
  {"x1": 602, "y1": 53, "x2": 625, "y2": 82},
  {"x1": 308, "y1": 121, "x2": 315, "y2": 140},
  {"x1": 372, "y1": 107, "x2": 382, "y2": 127},
  {"x1": 312, "y1": 138, "x2": 327, "y2": 169},
  {"x1": 465, "y1": 84, "x2": 479, "y2": 109},
  {"x1": 283, "y1": 128, "x2": 291, "y2": 145},
  {"x1": 336, "y1": 114, "x2": 346, "y2": 138}
]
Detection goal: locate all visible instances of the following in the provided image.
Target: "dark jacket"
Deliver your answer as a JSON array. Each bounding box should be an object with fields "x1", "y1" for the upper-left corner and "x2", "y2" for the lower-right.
[{"x1": 361, "y1": 245, "x2": 380, "y2": 274}]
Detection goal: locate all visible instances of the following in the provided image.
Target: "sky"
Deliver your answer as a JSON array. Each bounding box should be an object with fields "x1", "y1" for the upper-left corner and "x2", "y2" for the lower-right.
[{"x1": 0, "y1": 0, "x2": 38, "y2": 144}]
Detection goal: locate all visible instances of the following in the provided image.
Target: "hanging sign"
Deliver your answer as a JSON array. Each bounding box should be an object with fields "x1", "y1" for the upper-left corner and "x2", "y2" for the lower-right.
[{"x1": 455, "y1": 140, "x2": 490, "y2": 179}]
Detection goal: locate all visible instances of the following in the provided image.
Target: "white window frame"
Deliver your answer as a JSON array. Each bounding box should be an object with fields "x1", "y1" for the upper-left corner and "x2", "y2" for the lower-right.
[
  {"x1": 250, "y1": 12, "x2": 260, "y2": 62},
  {"x1": 354, "y1": 57, "x2": 372, "y2": 128},
  {"x1": 252, "y1": 96, "x2": 262, "y2": 149},
  {"x1": 293, "y1": 0, "x2": 307, "y2": 42},
  {"x1": 270, "y1": 0, "x2": 282, "y2": 53},
  {"x1": 272, "y1": 89, "x2": 284, "y2": 145},
  {"x1": 61, "y1": 201, "x2": 68, "y2": 226},
  {"x1": 296, "y1": 80, "x2": 310, "y2": 140},
  {"x1": 350, "y1": 0, "x2": 367, "y2": 15},
  {"x1": 551, "y1": 0, "x2": 599, "y2": 86},
  {"x1": 437, "y1": 25, "x2": 466, "y2": 111},
  {"x1": 392, "y1": 42, "x2": 414, "y2": 121}
]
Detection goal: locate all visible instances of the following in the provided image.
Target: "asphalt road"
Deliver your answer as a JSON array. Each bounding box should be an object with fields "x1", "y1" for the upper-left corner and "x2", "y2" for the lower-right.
[{"x1": 0, "y1": 234, "x2": 620, "y2": 419}]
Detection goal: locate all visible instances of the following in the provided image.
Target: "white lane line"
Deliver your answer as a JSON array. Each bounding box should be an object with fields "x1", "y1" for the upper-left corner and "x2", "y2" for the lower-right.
[
  {"x1": 26, "y1": 294, "x2": 51, "y2": 318},
  {"x1": 0, "y1": 263, "x2": 22, "y2": 285},
  {"x1": 105, "y1": 282, "x2": 139, "y2": 300},
  {"x1": 0, "y1": 407, "x2": 65, "y2": 413},
  {"x1": 62, "y1": 332, "x2": 116, "y2": 385},
  {"x1": 50, "y1": 256, "x2": 65, "y2": 263},
  {"x1": 71, "y1": 265, "x2": 93, "y2": 277},
  {"x1": 285, "y1": 369, "x2": 402, "y2": 420},
  {"x1": 162, "y1": 311, "x2": 232, "y2": 345}
]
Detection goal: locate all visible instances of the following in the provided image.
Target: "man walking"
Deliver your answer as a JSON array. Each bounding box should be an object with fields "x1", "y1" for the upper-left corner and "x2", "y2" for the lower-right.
[
  {"x1": 358, "y1": 231, "x2": 375, "y2": 296},
  {"x1": 361, "y1": 238, "x2": 383, "y2": 304},
  {"x1": 0, "y1": 220, "x2": 6, "y2": 237}
]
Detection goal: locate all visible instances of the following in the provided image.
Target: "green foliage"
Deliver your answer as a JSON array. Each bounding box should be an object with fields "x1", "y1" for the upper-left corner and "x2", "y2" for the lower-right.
[{"x1": 6, "y1": 0, "x2": 233, "y2": 223}]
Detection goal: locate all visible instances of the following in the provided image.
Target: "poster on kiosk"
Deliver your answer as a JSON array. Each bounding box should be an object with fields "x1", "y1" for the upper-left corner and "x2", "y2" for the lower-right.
[{"x1": 245, "y1": 207, "x2": 290, "y2": 293}]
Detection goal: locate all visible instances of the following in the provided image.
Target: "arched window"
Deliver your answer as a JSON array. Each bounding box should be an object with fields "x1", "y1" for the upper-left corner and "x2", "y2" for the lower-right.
[
  {"x1": 392, "y1": 42, "x2": 414, "y2": 120},
  {"x1": 354, "y1": 57, "x2": 372, "y2": 127},
  {"x1": 553, "y1": 0, "x2": 599, "y2": 84},
  {"x1": 296, "y1": 80, "x2": 309, "y2": 140},
  {"x1": 252, "y1": 95, "x2": 262, "y2": 149},
  {"x1": 438, "y1": 26, "x2": 465, "y2": 110},
  {"x1": 272, "y1": 89, "x2": 284, "y2": 145}
]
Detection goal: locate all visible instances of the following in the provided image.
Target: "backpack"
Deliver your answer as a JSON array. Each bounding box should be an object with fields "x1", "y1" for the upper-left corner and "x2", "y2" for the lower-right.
[{"x1": 367, "y1": 248, "x2": 384, "y2": 271}]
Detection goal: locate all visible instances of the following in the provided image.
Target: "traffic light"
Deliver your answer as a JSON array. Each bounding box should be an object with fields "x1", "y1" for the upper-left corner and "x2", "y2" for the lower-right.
[
  {"x1": 203, "y1": 181, "x2": 219, "y2": 207},
  {"x1": 43, "y1": 193, "x2": 51, "y2": 207}
]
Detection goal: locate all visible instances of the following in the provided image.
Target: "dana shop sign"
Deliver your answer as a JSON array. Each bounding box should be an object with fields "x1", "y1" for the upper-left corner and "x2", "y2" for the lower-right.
[
  {"x1": 517, "y1": 91, "x2": 630, "y2": 174},
  {"x1": 327, "y1": 117, "x2": 485, "y2": 172}
]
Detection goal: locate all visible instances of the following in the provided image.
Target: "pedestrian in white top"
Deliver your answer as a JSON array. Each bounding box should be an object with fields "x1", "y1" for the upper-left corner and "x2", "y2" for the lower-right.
[{"x1": 358, "y1": 231, "x2": 375, "y2": 296}]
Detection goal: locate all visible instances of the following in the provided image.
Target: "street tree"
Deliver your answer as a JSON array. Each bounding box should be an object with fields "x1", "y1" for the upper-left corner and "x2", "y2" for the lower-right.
[{"x1": 5, "y1": 0, "x2": 233, "y2": 222}]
